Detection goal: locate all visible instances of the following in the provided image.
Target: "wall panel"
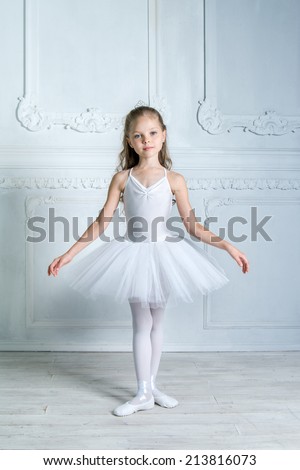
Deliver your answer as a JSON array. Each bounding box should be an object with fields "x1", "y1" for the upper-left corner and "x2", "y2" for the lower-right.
[{"x1": 0, "y1": 0, "x2": 299, "y2": 351}]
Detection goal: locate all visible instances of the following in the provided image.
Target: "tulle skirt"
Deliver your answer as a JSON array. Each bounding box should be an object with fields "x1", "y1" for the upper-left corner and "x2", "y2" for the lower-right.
[{"x1": 64, "y1": 234, "x2": 230, "y2": 308}]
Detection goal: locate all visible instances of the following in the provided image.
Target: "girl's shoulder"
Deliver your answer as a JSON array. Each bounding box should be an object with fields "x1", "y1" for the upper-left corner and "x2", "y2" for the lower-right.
[
  {"x1": 114, "y1": 169, "x2": 131, "y2": 180},
  {"x1": 167, "y1": 169, "x2": 181, "y2": 177},
  {"x1": 116, "y1": 169, "x2": 129, "y2": 175},
  {"x1": 114, "y1": 169, "x2": 132, "y2": 193},
  {"x1": 167, "y1": 169, "x2": 186, "y2": 183},
  {"x1": 108, "y1": 170, "x2": 129, "y2": 193},
  {"x1": 167, "y1": 170, "x2": 188, "y2": 193}
]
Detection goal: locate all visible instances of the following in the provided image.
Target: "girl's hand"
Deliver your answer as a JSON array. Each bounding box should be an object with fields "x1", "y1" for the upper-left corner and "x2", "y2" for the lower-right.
[
  {"x1": 48, "y1": 252, "x2": 73, "y2": 277},
  {"x1": 226, "y1": 245, "x2": 249, "y2": 274}
]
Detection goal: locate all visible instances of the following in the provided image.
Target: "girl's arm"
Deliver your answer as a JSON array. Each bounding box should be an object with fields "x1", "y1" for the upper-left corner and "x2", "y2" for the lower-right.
[
  {"x1": 48, "y1": 172, "x2": 124, "y2": 277},
  {"x1": 173, "y1": 173, "x2": 249, "y2": 274}
]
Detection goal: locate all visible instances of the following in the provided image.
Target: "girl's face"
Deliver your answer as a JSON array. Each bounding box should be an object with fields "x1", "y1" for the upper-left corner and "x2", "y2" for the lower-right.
[{"x1": 127, "y1": 114, "x2": 166, "y2": 159}]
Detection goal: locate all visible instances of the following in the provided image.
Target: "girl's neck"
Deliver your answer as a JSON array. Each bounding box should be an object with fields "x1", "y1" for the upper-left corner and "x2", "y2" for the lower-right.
[{"x1": 134, "y1": 162, "x2": 163, "y2": 171}]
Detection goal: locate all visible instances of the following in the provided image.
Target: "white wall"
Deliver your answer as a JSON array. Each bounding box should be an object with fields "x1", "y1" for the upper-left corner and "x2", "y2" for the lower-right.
[{"x1": 1, "y1": 0, "x2": 300, "y2": 351}]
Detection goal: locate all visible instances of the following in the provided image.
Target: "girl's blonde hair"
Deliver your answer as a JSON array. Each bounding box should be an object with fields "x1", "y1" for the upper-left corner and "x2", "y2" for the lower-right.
[{"x1": 115, "y1": 105, "x2": 175, "y2": 205}]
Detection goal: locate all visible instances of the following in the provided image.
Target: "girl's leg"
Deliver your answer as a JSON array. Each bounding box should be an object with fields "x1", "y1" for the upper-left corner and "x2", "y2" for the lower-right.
[
  {"x1": 113, "y1": 300, "x2": 177, "y2": 416},
  {"x1": 149, "y1": 303, "x2": 165, "y2": 379},
  {"x1": 149, "y1": 302, "x2": 179, "y2": 408},
  {"x1": 129, "y1": 301, "x2": 153, "y2": 405},
  {"x1": 113, "y1": 301, "x2": 154, "y2": 416}
]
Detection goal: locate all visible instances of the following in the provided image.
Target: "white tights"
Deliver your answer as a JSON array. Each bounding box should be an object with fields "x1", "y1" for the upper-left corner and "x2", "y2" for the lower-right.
[{"x1": 128, "y1": 301, "x2": 167, "y2": 405}]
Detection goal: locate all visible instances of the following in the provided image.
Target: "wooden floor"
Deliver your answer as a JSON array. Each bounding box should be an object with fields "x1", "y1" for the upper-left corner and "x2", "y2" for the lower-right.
[{"x1": 1, "y1": 351, "x2": 300, "y2": 450}]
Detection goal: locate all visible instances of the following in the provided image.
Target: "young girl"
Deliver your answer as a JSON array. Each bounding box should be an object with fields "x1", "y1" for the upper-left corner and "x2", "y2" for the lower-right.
[{"x1": 48, "y1": 105, "x2": 249, "y2": 417}]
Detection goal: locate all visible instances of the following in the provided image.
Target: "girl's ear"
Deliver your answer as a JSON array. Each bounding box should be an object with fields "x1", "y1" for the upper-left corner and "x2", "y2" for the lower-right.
[
  {"x1": 162, "y1": 129, "x2": 166, "y2": 141},
  {"x1": 126, "y1": 137, "x2": 132, "y2": 148}
]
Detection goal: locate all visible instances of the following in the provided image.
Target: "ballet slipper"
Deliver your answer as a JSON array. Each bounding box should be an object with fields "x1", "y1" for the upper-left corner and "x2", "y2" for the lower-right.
[
  {"x1": 153, "y1": 393, "x2": 179, "y2": 408},
  {"x1": 113, "y1": 397, "x2": 154, "y2": 417},
  {"x1": 150, "y1": 375, "x2": 179, "y2": 408}
]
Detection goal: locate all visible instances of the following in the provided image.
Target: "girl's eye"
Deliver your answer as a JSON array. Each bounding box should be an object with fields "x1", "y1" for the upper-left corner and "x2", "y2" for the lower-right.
[
  {"x1": 150, "y1": 131, "x2": 157, "y2": 135},
  {"x1": 134, "y1": 134, "x2": 141, "y2": 139}
]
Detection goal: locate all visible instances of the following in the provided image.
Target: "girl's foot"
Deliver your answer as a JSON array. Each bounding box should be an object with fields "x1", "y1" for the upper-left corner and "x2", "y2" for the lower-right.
[
  {"x1": 150, "y1": 375, "x2": 179, "y2": 408},
  {"x1": 113, "y1": 380, "x2": 154, "y2": 417},
  {"x1": 113, "y1": 396, "x2": 154, "y2": 417},
  {"x1": 152, "y1": 387, "x2": 179, "y2": 408}
]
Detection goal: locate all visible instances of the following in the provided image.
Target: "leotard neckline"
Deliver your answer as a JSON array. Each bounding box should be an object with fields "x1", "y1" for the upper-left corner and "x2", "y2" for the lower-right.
[{"x1": 129, "y1": 167, "x2": 167, "y2": 190}]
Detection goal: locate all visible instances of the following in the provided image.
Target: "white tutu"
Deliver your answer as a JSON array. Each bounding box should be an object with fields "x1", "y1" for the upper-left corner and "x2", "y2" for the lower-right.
[
  {"x1": 64, "y1": 167, "x2": 230, "y2": 308},
  {"x1": 64, "y1": 233, "x2": 229, "y2": 309}
]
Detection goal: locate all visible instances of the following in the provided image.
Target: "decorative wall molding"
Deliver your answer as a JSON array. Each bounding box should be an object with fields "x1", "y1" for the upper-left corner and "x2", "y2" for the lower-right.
[
  {"x1": 25, "y1": 195, "x2": 132, "y2": 329},
  {"x1": 187, "y1": 178, "x2": 300, "y2": 191},
  {"x1": 16, "y1": 95, "x2": 170, "y2": 133},
  {"x1": 17, "y1": 95, "x2": 124, "y2": 133},
  {"x1": 203, "y1": 197, "x2": 300, "y2": 329},
  {"x1": 197, "y1": 98, "x2": 300, "y2": 136},
  {"x1": 17, "y1": 0, "x2": 169, "y2": 132},
  {"x1": 1, "y1": 176, "x2": 300, "y2": 191},
  {"x1": 198, "y1": 0, "x2": 300, "y2": 135},
  {"x1": 3, "y1": 177, "x2": 110, "y2": 190}
]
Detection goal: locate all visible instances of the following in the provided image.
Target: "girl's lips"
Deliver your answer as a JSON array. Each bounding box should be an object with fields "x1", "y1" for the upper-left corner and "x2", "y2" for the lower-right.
[{"x1": 143, "y1": 147, "x2": 154, "y2": 150}]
